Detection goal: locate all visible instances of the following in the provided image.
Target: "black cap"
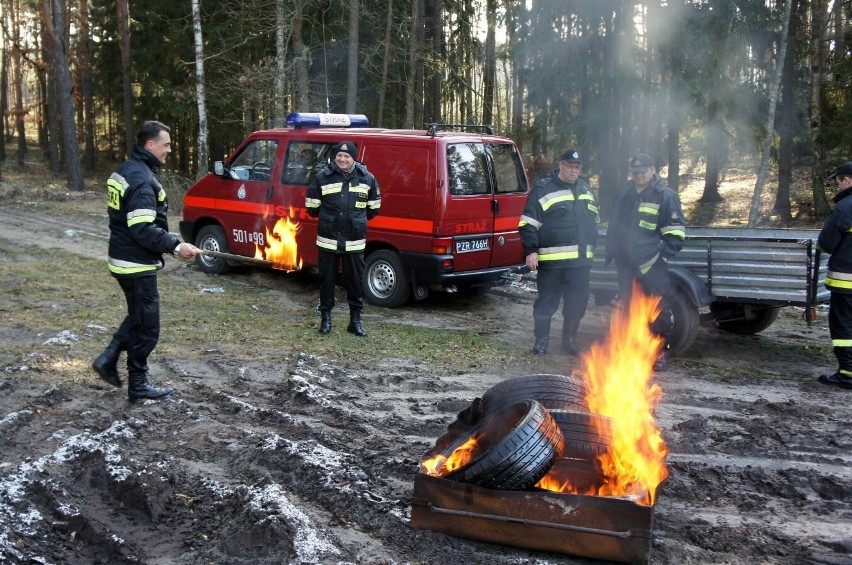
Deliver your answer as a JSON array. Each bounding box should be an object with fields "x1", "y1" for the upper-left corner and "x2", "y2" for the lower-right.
[
  {"x1": 630, "y1": 153, "x2": 654, "y2": 173},
  {"x1": 560, "y1": 148, "x2": 582, "y2": 163},
  {"x1": 828, "y1": 161, "x2": 852, "y2": 180},
  {"x1": 334, "y1": 141, "x2": 358, "y2": 160}
]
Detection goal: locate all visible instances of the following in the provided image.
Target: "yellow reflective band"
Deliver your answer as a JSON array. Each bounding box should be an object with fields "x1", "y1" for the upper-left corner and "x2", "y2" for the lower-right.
[
  {"x1": 321, "y1": 182, "x2": 343, "y2": 195},
  {"x1": 157, "y1": 188, "x2": 167, "y2": 202},
  {"x1": 107, "y1": 178, "x2": 125, "y2": 210},
  {"x1": 350, "y1": 186, "x2": 369, "y2": 195},
  {"x1": 317, "y1": 236, "x2": 337, "y2": 251},
  {"x1": 832, "y1": 339, "x2": 852, "y2": 347},
  {"x1": 345, "y1": 240, "x2": 366, "y2": 251},
  {"x1": 540, "y1": 190, "x2": 573, "y2": 211},
  {"x1": 661, "y1": 226, "x2": 686, "y2": 238},
  {"x1": 841, "y1": 369, "x2": 852, "y2": 375},
  {"x1": 638, "y1": 204, "x2": 659, "y2": 214},
  {"x1": 827, "y1": 270, "x2": 852, "y2": 282},
  {"x1": 355, "y1": 201, "x2": 366, "y2": 208},
  {"x1": 368, "y1": 199, "x2": 381, "y2": 209},
  {"x1": 519, "y1": 214, "x2": 542, "y2": 229},
  {"x1": 305, "y1": 198, "x2": 321, "y2": 209},
  {"x1": 826, "y1": 277, "x2": 852, "y2": 289},
  {"x1": 639, "y1": 220, "x2": 657, "y2": 230},
  {"x1": 108, "y1": 264, "x2": 157, "y2": 275},
  {"x1": 127, "y1": 214, "x2": 156, "y2": 227}
]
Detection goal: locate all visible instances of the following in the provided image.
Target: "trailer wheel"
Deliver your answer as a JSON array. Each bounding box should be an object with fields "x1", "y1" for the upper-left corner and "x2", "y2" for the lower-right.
[
  {"x1": 195, "y1": 225, "x2": 231, "y2": 275},
  {"x1": 711, "y1": 302, "x2": 780, "y2": 335},
  {"x1": 668, "y1": 288, "x2": 700, "y2": 355},
  {"x1": 481, "y1": 374, "x2": 588, "y2": 416},
  {"x1": 424, "y1": 400, "x2": 565, "y2": 491},
  {"x1": 364, "y1": 250, "x2": 410, "y2": 308}
]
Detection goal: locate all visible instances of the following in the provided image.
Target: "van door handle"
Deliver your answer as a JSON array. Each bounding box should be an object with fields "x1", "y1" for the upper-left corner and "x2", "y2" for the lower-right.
[
  {"x1": 492, "y1": 200, "x2": 499, "y2": 215},
  {"x1": 267, "y1": 186, "x2": 274, "y2": 200}
]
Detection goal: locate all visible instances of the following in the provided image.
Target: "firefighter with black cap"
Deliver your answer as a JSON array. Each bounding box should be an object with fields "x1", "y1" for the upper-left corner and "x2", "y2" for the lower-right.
[
  {"x1": 519, "y1": 148, "x2": 600, "y2": 356},
  {"x1": 817, "y1": 160, "x2": 852, "y2": 390},
  {"x1": 306, "y1": 140, "x2": 381, "y2": 336},
  {"x1": 606, "y1": 153, "x2": 686, "y2": 371}
]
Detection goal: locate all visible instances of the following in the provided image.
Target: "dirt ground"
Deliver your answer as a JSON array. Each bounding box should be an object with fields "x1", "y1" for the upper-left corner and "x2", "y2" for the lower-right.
[{"x1": 0, "y1": 193, "x2": 850, "y2": 565}]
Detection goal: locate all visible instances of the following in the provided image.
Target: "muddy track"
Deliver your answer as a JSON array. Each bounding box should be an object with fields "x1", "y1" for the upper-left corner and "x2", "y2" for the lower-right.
[{"x1": 1, "y1": 196, "x2": 851, "y2": 564}]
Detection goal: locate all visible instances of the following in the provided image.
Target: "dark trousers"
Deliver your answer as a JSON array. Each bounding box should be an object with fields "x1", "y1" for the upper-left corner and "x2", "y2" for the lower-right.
[
  {"x1": 828, "y1": 291, "x2": 852, "y2": 374},
  {"x1": 114, "y1": 275, "x2": 160, "y2": 376},
  {"x1": 616, "y1": 258, "x2": 674, "y2": 343},
  {"x1": 533, "y1": 267, "x2": 591, "y2": 336},
  {"x1": 318, "y1": 250, "x2": 365, "y2": 313}
]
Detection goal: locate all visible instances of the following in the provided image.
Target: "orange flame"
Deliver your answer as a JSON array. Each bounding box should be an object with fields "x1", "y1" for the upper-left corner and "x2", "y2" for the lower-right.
[
  {"x1": 537, "y1": 283, "x2": 669, "y2": 505},
  {"x1": 255, "y1": 213, "x2": 302, "y2": 271},
  {"x1": 420, "y1": 435, "x2": 479, "y2": 476}
]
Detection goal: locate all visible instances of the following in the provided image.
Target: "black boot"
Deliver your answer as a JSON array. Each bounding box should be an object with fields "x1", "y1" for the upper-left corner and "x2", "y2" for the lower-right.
[
  {"x1": 561, "y1": 318, "x2": 581, "y2": 356},
  {"x1": 532, "y1": 317, "x2": 550, "y2": 355},
  {"x1": 128, "y1": 373, "x2": 174, "y2": 401},
  {"x1": 92, "y1": 339, "x2": 123, "y2": 387},
  {"x1": 318, "y1": 311, "x2": 332, "y2": 334},
  {"x1": 347, "y1": 311, "x2": 366, "y2": 337}
]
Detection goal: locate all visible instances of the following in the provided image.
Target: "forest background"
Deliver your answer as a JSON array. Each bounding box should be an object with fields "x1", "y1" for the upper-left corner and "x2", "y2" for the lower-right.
[{"x1": 0, "y1": 0, "x2": 850, "y2": 225}]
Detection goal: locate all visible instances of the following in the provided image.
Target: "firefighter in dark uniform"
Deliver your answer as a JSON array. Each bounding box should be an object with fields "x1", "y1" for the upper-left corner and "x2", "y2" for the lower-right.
[
  {"x1": 306, "y1": 141, "x2": 381, "y2": 337},
  {"x1": 92, "y1": 120, "x2": 198, "y2": 401},
  {"x1": 519, "y1": 148, "x2": 600, "y2": 356},
  {"x1": 817, "y1": 161, "x2": 852, "y2": 390},
  {"x1": 606, "y1": 153, "x2": 686, "y2": 371}
]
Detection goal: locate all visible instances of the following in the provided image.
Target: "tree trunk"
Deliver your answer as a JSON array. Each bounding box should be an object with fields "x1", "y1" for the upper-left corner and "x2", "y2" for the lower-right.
[
  {"x1": 700, "y1": 92, "x2": 724, "y2": 203},
  {"x1": 346, "y1": 0, "x2": 359, "y2": 114},
  {"x1": 274, "y1": 0, "x2": 287, "y2": 127},
  {"x1": 508, "y1": 0, "x2": 526, "y2": 152},
  {"x1": 405, "y1": 0, "x2": 423, "y2": 128},
  {"x1": 117, "y1": 0, "x2": 134, "y2": 157},
  {"x1": 78, "y1": 0, "x2": 96, "y2": 173},
  {"x1": 8, "y1": 0, "x2": 27, "y2": 167},
  {"x1": 773, "y1": 0, "x2": 798, "y2": 220},
  {"x1": 810, "y1": 0, "x2": 830, "y2": 218},
  {"x1": 747, "y1": 0, "x2": 792, "y2": 228},
  {"x1": 482, "y1": 0, "x2": 496, "y2": 126},
  {"x1": 376, "y1": 0, "x2": 393, "y2": 127},
  {"x1": 293, "y1": 0, "x2": 309, "y2": 112},
  {"x1": 41, "y1": 0, "x2": 84, "y2": 191},
  {"x1": 192, "y1": 0, "x2": 209, "y2": 178}
]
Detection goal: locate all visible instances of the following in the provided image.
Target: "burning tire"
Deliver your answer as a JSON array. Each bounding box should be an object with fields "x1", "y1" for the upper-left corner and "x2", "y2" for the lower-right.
[
  {"x1": 480, "y1": 374, "x2": 588, "y2": 416},
  {"x1": 421, "y1": 399, "x2": 565, "y2": 491},
  {"x1": 549, "y1": 410, "x2": 613, "y2": 460}
]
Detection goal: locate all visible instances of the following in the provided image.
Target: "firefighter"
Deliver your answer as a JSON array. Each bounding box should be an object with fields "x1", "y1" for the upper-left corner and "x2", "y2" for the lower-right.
[
  {"x1": 606, "y1": 153, "x2": 686, "y2": 371},
  {"x1": 817, "y1": 161, "x2": 852, "y2": 390},
  {"x1": 306, "y1": 141, "x2": 381, "y2": 336},
  {"x1": 93, "y1": 120, "x2": 198, "y2": 401},
  {"x1": 519, "y1": 148, "x2": 600, "y2": 356}
]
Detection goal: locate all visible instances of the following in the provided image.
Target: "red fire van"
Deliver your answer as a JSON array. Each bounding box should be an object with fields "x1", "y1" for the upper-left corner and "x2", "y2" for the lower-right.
[{"x1": 179, "y1": 113, "x2": 529, "y2": 307}]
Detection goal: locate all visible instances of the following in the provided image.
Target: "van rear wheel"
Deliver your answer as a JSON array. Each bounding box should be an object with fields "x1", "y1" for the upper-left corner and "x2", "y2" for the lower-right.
[{"x1": 364, "y1": 250, "x2": 410, "y2": 308}]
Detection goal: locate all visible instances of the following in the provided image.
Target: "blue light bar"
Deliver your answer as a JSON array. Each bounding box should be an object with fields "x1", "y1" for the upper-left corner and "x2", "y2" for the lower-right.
[{"x1": 286, "y1": 113, "x2": 370, "y2": 128}]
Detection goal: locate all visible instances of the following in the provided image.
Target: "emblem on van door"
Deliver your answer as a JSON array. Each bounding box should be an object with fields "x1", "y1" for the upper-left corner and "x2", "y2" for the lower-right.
[
  {"x1": 237, "y1": 185, "x2": 246, "y2": 200},
  {"x1": 498, "y1": 236, "x2": 505, "y2": 246}
]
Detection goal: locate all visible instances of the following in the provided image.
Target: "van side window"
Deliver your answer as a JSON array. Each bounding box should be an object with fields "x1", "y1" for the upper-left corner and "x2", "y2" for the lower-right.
[
  {"x1": 282, "y1": 142, "x2": 327, "y2": 185},
  {"x1": 227, "y1": 139, "x2": 279, "y2": 182},
  {"x1": 447, "y1": 143, "x2": 489, "y2": 196},
  {"x1": 490, "y1": 143, "x2": 528, "y2": 194}
]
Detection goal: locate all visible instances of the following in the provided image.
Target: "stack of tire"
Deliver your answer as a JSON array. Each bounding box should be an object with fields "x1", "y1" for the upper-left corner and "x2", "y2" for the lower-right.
[{"x1": 421, "y1": 374, "x2": 612, "y2": 491}]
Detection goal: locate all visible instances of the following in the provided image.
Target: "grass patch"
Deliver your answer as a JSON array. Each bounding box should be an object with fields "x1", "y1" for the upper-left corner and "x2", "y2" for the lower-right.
[{"x1": 0, "y1": 236, "x2": 526, "y2": 384}]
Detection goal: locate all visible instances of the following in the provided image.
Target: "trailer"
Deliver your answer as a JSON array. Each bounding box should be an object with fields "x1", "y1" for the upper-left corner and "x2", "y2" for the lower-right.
[{"x1": 588, "y1": 227, "x2": 829, "y2": 354}]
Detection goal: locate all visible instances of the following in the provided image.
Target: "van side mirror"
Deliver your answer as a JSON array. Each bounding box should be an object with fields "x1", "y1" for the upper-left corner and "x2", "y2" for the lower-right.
[{"x1": 214, "y1": 161, "x2": 224, "y2": 176}]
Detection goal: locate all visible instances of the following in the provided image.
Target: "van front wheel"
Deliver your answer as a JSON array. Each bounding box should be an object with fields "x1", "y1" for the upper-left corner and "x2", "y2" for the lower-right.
[{"x1": 364, "y1": 250, "x2": 410, "y2": 308}]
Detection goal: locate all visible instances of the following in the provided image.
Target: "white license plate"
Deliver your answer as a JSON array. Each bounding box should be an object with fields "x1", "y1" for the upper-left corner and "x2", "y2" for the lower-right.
[{"x1": 455, "y1": 238, "x2": 490, "y2": 254}]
